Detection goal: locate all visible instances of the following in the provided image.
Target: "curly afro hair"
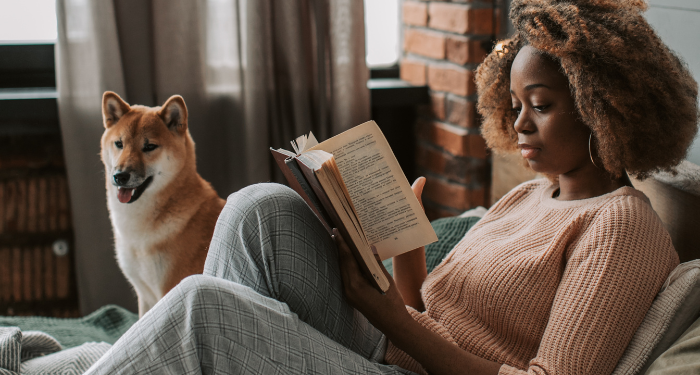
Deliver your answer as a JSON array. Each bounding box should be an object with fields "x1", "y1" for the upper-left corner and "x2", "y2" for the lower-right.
[{"x1": 475, "y1": 0, "x2": 699, "y2": 179}]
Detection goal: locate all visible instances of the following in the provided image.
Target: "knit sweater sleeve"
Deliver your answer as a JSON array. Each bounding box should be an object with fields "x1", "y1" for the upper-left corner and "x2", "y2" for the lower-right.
[
  {"x1": 384, "y1": 306, "x2": 458, "y2": 375},
  {"x1": 499, "y1": 197, "x2": 678, "y2": 375}
]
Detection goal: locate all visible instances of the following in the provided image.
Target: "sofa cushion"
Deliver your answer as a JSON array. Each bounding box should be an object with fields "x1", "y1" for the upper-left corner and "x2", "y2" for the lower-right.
[
  {"x1": 612, "y1": 260, "x2": 700, "y2": 375},
  {"x1": 644, "y1": 312, "x2": 700, "y2": 374}
]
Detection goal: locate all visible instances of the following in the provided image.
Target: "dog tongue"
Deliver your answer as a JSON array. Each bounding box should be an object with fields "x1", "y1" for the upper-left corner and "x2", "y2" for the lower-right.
[{"x1": 117, "y1": 188, "x2": 134, "y2": 203}]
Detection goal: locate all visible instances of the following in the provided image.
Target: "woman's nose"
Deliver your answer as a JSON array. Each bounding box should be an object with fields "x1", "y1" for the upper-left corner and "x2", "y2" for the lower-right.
[{"x1": 513, "y1": 109, "x2": 535, "y2": 134}]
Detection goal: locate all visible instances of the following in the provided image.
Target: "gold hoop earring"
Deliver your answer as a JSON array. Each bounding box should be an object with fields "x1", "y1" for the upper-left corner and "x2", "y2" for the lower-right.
[{"x1": 589, "y1": 133, "x2": 599, "y2": 169}]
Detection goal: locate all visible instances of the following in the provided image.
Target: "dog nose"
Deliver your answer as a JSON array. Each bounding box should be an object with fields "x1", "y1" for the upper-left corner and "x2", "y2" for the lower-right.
[{"x1": 114, "y1": 172, "x2": 131, "y2": 185}]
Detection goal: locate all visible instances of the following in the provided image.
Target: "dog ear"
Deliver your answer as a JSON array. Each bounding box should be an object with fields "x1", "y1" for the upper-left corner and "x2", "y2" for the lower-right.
[
  {"x1": 158, "y1": 95, "x2": 188, "y2": 133},
  {"x1": 102, "y1": 91, "x2": 131, "y2": 129}
]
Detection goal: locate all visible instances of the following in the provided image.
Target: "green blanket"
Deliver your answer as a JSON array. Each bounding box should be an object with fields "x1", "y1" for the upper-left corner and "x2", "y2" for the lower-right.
[
  {"x1": 0, "y1": 304, "x2": 137, "y2": 348},
  {"x1": 384, "y1": 215, "x2": 481, "y2": 276}
]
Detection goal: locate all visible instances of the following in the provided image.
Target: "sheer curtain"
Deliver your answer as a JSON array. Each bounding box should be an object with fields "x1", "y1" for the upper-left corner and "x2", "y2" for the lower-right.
[{"x1": 56, "y1": 0, "x2": 370, "y2": 314}]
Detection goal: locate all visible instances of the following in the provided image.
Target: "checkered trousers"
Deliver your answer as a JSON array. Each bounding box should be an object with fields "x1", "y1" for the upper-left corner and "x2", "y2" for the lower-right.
[{"x1": 84, "y1": 183, "x2": 416, "y2": 374}]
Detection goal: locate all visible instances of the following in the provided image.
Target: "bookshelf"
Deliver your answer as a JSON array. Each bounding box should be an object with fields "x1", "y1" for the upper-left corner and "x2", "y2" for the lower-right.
[{"x1": 0, "y1": 43, "x2": 79, "y2": 317}]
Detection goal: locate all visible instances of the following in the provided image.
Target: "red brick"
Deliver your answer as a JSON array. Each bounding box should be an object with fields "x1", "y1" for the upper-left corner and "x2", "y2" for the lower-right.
[
  {"x1": 403, "y1": 1, "x2": 428, "y2": 27},
  {"x1": 471, "y1": 186, "x2": 487, "y2": 207},
  {"x1": 471, "y1": 8, "x2": 494, "y2": 35},
  {"x1": 424, "y1": 178, "x2": 472, "y2": 211},
  {"x1": 425, "y1": 204, "x2": 461, "y2": 221},
  {"x1": 427, "y1": 64, "x2": 475, "y2": 97},
  {"x1": 469, "y1": 134, "x2": 488, "y2": 159},
  {"x1": 446, "y1": 36, "x2": 488, "y2": 65},
  {"x1": 417, "y1": 121, "x2": 468, "y2": 156},
  {"x1": 430, "y1": 91, "x2": 446, "y2": 120},
  {"x1": 429, "y1": 3, "x2": 468, "y2": 34},
  {"x1": 429, "y1": 3, "x2": 493, "y2": 35},
  {"x1": 416, "y1": 144, "x2": 489, "y2": 184},
  {"x1": 404, "y1": 28, "x2": 446, "y2": 59},
  {"x1": 417, "y1": 121, "x2": 488, "y2": 159},
  {"x1": 494, "y1": 8, "x2": 502, "y2": 36},
  {"x1": 417, "y1": 145, "x2": 448, "y2": 176},
  {"x1": 446, "y1": 96, "x2": 477, "y2": 128},
  {"x1": 400, "y1": 59, "x2": 427, "y2": 86}
]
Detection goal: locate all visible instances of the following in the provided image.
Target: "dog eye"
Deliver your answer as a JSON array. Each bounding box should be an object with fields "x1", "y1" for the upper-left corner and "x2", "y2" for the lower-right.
[
  {"x1": 115, "y1": 141, "x2": 123, "y2": 149},
  {"x1": 143, "y1": 143, "x2": 158, "y2": 152}
]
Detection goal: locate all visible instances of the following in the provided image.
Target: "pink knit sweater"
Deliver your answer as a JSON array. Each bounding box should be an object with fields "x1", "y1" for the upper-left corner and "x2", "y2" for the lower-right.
[{"x1": 385, "y1": 179, "x2": 679, "y2": 375}]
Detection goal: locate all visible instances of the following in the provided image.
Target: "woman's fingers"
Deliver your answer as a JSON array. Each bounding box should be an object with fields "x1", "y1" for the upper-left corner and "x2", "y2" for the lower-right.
[
  {"x1": 411, "y1": 177, "x2": 426, "y2": 210},
  {"x1": 334, "y1": 229, "x2": 363, "y2": 283},
  {"x1": 374, "y1": 253, "x2": 395, "y2": 287}
]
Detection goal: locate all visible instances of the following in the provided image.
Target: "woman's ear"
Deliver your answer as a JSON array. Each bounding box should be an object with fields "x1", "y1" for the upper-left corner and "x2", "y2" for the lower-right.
[
  {"x1": 158, "y1": 95, "x2": 188, "y2": 133},
  {"x1": 102, "y1": 91, "x2": 131, "y2": 128}
]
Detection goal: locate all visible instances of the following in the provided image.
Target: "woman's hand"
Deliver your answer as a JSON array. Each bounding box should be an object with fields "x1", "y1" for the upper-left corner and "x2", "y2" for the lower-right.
[
  {"x1": 334, "y1": 228, "x2": 501, "y2": 375},
  {"x1": 392, "y1": 177, "x2": 429, "y2": 311},
  {"x1": 411, "y1": 176, "x2": 426, "y2": 210},
  {"x1": 333, "y1": 229, "x2": 412, "y2": 334}
]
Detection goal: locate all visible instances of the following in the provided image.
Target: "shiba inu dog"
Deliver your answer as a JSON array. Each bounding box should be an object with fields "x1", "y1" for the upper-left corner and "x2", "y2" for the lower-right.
[{"x1": 100, "y1": 91, "x2": 226, "y2": 317}]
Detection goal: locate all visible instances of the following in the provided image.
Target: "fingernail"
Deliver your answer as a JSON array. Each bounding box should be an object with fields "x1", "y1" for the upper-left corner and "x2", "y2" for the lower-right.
[{"x1": 371, "y1": 245, "x2": 378, "y2": 255}]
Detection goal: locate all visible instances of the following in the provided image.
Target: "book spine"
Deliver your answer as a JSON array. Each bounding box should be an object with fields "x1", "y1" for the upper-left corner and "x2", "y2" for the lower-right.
[
  {"x1": 16, "y1": 179, "x2": 27, "y2": 232},
  {"x1": 12, "y1": 247, "x2": 21, "y2": 301},
  {"x1": 0, "y1": 247, "x2": 10, "y2": 301},
  {"x1": 5, "y1": 180, "x2": 17, "y2": 232},
  {"x1": 44, "y1": 245, "x2": 54, "y2": 300},
  {"x1": 56, "y1": 250, "x2": 70, "y2": 299},
  {"x1": 0, "y1": 180, "x2": 4, "y2": 234},
  {"x1": 48, "y1": 176, "x2": 58, "y2": 232},
  {"x1": 58, "y1": 176, "x2": 69, "y2": 231},
  {"x1": 38, "y1": 177, "x2": 48, "y2": 233},
  {"x1": 286, "y1": 158, "x2": 334, "y2": 234},
  {"x1": 23, "y1": 245, "x2": 32, "y2": 301},
  {"x1": 33, "y1": 246, "x2": 42, "y2": 300},
  {"x1": 27, "y1": 178, "x2": 37, "y2": 233}
]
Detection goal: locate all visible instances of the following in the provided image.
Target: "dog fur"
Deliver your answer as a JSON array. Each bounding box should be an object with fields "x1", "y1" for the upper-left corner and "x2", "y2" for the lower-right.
[{"x1": 100, "y1": 91, "x2": 225, "y2": 317}]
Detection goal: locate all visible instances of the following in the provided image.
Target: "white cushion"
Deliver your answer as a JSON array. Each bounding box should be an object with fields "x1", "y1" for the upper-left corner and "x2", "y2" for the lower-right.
[{"x1": 612, "y1": 260, "x2": 700, "y2": 375}]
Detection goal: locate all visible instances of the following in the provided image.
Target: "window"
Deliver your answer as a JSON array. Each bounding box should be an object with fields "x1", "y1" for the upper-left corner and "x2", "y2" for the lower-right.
[
  {"x1": 1, "y1": 0, "x2": 78, "y2": 317},
  {"x1": 364, "y1": 0, "x2": 400, "y2": 68},
  {"x1": 0, "y1": 0, "x2": 57, "y2": 42}
]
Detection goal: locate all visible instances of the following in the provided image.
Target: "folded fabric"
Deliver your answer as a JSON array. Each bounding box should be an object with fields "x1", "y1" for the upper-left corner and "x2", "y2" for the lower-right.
[
  {"x1": 645, "y1": 313, "x2": 700, "y2": 374},
  {"x1": 0, "y1": 304, "x2": 137, "y2": 349},
  {"x1": 0, "y1": 326, "x2": 110, "y2": 375}
]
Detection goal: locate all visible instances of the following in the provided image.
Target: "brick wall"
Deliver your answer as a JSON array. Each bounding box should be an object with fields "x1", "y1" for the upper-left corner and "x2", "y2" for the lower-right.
[{"x1": 400, "y1": 0, "x2": 498, "y2": 219}]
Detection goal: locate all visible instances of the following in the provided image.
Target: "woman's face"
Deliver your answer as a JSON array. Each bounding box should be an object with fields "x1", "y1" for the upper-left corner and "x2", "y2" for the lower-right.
[{"x1": 510, "y1": 45, "x2": 592, "y2": 176}]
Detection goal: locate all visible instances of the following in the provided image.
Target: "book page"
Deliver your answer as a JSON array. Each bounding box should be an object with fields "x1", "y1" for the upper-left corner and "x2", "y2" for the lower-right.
[
  {"x1": 296, "y1": 151, "x2": 389, "y2": 291},
  {"x1": 309, "y1": 121, "x2": 437, "y2": 260}
]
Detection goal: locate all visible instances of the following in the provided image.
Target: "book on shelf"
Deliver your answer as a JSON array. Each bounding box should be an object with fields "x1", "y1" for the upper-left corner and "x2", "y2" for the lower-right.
[{"x1": 270, "y1": 120, "x2": 437, "y2": 292}]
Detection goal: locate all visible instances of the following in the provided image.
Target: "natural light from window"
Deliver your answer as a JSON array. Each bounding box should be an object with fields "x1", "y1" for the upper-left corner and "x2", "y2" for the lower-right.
[
  {"x1": 0, "y1": 0, "x2": 57, "y2": 41},
  {"x1": 364, "y1": 0, "x2": 400, "y2": 68}
]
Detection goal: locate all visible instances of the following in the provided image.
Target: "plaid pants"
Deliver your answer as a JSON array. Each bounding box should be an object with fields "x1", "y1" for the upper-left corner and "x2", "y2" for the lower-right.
[{"x1": 84, "y1": 183, "x2": 415, "y2": 374}]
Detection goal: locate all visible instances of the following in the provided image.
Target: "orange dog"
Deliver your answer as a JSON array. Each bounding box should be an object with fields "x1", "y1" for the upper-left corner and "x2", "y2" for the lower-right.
[{"x1": 100, "y1": 92, "x2": 225, "y2": 317}]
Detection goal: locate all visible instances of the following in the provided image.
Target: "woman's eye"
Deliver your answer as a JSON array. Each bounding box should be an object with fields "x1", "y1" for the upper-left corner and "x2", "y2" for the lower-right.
[
  {"x1": 115, "y1": 141, "x2": 123, "y2": 149},
  {"x1": 143, "y1": 143, "x2": 159, "y2": 152},
  {"x1": 512, "y1": 107, "x2": 522, "y2": 115},
  {"x1": 533, "y1": 105, "x2": 550, "y2": 112}
]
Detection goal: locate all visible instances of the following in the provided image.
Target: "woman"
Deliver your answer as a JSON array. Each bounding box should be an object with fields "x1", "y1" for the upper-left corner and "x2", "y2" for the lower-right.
[{"x1": 85, "y1": 0, "x2": 698, "y2": 374}]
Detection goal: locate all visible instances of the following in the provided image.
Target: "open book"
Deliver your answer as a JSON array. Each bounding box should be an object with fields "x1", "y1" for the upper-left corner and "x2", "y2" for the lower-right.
[{"x1": 270, "y1": 120, "x2": 437, "y2": 292}]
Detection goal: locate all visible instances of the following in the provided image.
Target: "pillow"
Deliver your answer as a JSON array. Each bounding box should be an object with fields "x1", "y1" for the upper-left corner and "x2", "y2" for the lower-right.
[
  {"x1": 644, "y1": 313, "x2": 700, "y2": 374},
  {"x1": 383, "y1": 213, "x2": 482, "y2": 276},
  {"x1": 612, "y1": 260, "x2": 700, "y2": 375}
]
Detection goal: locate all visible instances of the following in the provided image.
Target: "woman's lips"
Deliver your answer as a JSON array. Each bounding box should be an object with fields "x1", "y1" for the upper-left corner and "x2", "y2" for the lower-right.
[{"x1": 519, "y1": 143, "x2": 540, "y2": 159}]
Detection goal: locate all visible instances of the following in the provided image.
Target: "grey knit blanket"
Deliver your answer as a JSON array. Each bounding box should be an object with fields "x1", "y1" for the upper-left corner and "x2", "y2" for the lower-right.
[{"x1": 0, "y1": 327, "x2": 110, "y2": 374}]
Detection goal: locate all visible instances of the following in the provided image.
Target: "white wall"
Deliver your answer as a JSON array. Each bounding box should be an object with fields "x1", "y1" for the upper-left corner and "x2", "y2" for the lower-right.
[{"x1": 646, "y1": 0, "x2": 700, "y2": 166}]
